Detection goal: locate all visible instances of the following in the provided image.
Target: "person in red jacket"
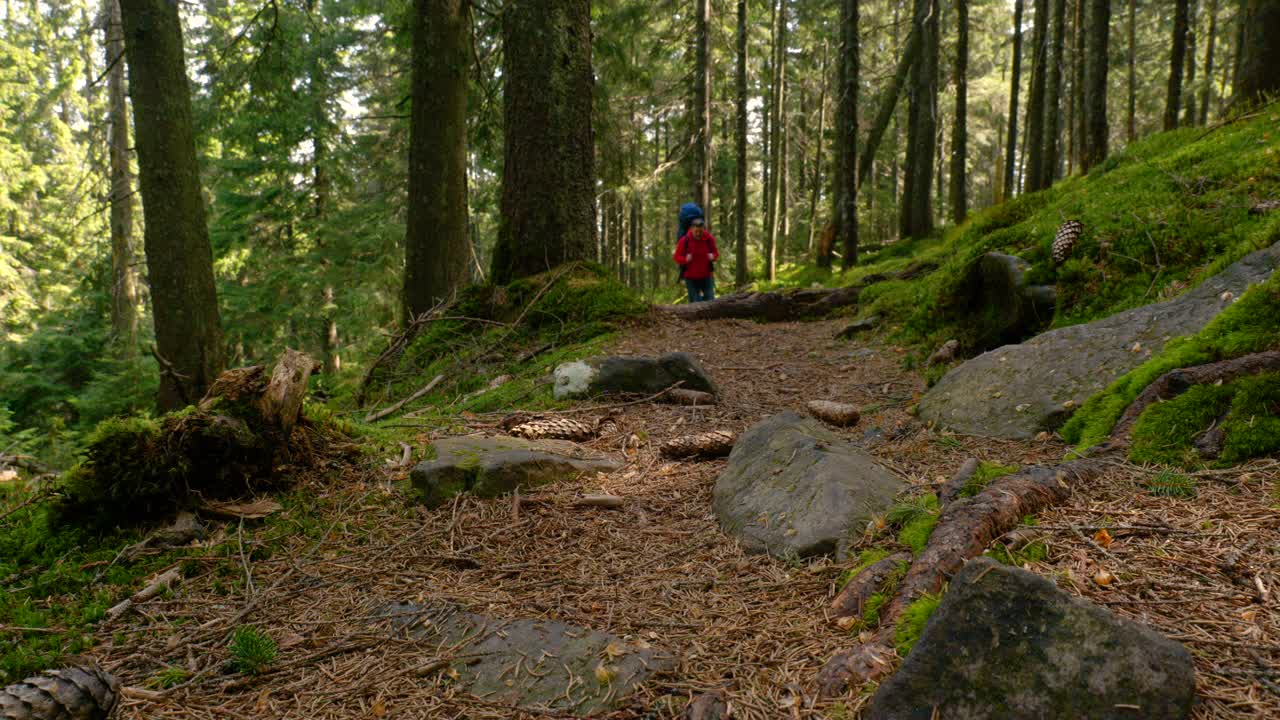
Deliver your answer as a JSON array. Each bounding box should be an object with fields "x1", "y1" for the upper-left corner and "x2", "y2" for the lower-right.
[{"x1": 674, "y1": 218, "x2": 719, "y2": 303}]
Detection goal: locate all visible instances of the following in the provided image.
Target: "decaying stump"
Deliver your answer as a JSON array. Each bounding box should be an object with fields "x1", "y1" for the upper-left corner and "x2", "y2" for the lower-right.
[
  {"x1": 830, "y1": 551, "x2": 912, "y2": 625},
  {"x1": 0, "y1": 666, "x2": 119, "y2": 720},
  {"x1": 660, "y1": 431, "x2": 736, "y2": 459},
  {"x1": 805, "y1": 400, "x2": 861, "y2": 428},
  {"x1": 61, "y1": 349, "x2": 326, "y2": 525},
  {"x1": 817, "y1": 459, "x2": 1106, "y2": 695}
]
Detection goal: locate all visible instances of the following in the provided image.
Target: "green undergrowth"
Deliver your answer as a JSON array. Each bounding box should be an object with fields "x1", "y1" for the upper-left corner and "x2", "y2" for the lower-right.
[
  {"x1": 960, "y1": 461, "x2": 1020, "y2": 498},
  {"x1": 894, "y1": 591, "x2": 943, "y2": 656},
  {"x1": 1063, "y1": 270, "x2": 1280, "y2": 455},
  {"x1": 777, "y1": 114, "x2": 1280, "y2": 359},
  {"x1": 1126, "y1": 372, "x2": 1280, "y2": 467},
  {"x1": 985, "y1": 517, "x2": 1049, "y2": 566},
  {"x1": 1145, "y1": 469, "x2": 1199, "y2": 498},
  {"x1": 888, "y1": 494, "x2": 940, "y2": 556}
]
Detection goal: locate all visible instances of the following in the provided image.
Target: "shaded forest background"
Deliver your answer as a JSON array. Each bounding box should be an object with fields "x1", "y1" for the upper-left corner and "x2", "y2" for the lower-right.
[{"x1": 0, "y1": 0, "x2": 1272, "y2": 465}]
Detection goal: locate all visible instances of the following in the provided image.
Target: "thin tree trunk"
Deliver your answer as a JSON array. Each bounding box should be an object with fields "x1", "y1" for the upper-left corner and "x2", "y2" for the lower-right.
[
  {"x1": 900, "y1": 0, "x2": 938, "y2": 239},
  {"x1": 1184, "y1": 0, "x2": 1199, "y2": 125},
  {"x1": 119, "y1": 0, "x2": 224, "y2": 410},
  {"x1": 1199, "y1": 0, "x2": 1218, "y2": 123},
  {"x1": 949, "y1": 0, "x2": 969, "y2": 223},
  {"x1": 1025, "y1": 0, "x2": 1049, "y2": 192},
  {"x1": 1127, "y1": 0, "x2": 1137, "y2": 142},
  {"x1": 1003, "y1": 0, "x2": 1025, "y2": 199},
  {"x1": 106, "y1": 0, "x2": 138, "y2": 353},
  {"x1": 1082, "y1": 0, "x2": 1111, "y2": 171},
  {"x1": 694, "y1": 0, "x2": 712, "y2": 212},
  {"x1": 1071, "y1": 0, "x2": 1085, "y2": 173},
  {"x1": 1165, "y1": 0, "x2": 1190, "y2": 130},
  {"x1": 491, "y1": 0, "x2": 595, "y2": 284},
  {"x1": 836, "y1": 0, "x2": 859, "y2": 268},
  {"x1": 766, "y1": 0, "x2": 787, "y2": 280},
  {"x1": 735, "y1": 0, "x2": 749, "y2": 287},
  {"x1": 856, "y1": 17, "x2": 922, "y2": 192},
  {"x1": 809, "y1": 41, "x2": 828, "y2": 260},
  {"x1": 1043, "y1": 0, "x2": 1067, "y2": 185}
]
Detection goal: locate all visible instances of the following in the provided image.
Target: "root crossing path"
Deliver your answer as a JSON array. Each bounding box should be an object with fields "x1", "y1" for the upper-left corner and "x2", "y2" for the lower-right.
[{"x1": 98, "y1": 319, "x2": 1280, "y2": 719}]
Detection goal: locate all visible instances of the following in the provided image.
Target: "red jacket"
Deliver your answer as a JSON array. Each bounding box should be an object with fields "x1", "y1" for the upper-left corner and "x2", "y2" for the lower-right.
[{"x1": 674, "y1": 229, "x2": 719, "y2": 280}]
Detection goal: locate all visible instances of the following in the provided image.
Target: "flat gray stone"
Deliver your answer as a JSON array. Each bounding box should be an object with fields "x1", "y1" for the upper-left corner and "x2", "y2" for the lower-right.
[
  {"x1": 920, "y1": 241, "x2": 1280, "y2": 438},
  {"x1": 870, "y1": 557, "x2": 1195, "y2": 720},
  {"x1": 409, "y1": 435, "x2": 620, "y2": 507},
  {"x1": 712, "y1": 412, "x2": 904, "y2": 559},
  {"x1": 380, "y1": 601, "x2": 667, "y2": 715},
  {"x1": 553, "y1": 352, "x2": 718, "y2": 399}
]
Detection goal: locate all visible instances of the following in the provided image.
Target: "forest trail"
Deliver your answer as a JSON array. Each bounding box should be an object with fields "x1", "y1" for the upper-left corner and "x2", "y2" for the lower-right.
[{"x1": 98, "y1": 318, "x2": 1279, "y2": 719}]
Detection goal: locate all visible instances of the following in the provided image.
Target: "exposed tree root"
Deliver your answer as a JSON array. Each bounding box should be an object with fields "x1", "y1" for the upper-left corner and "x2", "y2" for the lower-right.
[
  {"x1": 816, "y1": 459, "x2": 1106, "y2": 696},
  {"x1": 663, "y1": 286, "x2": 862, "y2": 321},
  {"x1": 1109, "y1": 351, "x2": 1280, "y2": 444},
  {"x1": 936, "y1": 457, "x2": 979, "y2": 506},
  {"x1": 829, "y1": 551, "x2": 912, "y2": 624}
]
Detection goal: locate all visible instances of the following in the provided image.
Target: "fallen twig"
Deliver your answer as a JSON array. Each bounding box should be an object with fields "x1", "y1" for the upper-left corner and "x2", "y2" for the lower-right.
[{"x1": 365, "y1": 374, "x2": 446, "y2": 423}]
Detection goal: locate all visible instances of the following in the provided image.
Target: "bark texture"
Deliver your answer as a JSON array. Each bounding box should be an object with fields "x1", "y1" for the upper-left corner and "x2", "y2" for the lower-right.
[
  {"x1": 834, "y1": 0, "x2": 859, "y2": 268},
  {"x1": 120, "y1": 0, "x2": 225, "y2": 411},
  {"x1": 404, "y1": 0, "x2": 471, "y2": 320},
  {"x1": 1081, "y1": 0, "x2": 1111, "y2": 171},
  {"x1": 1043, "y1": 0, "x2": 1067, "y2": 182},
  {"x1": 900, "y1": 0, "x2": 938, "y2": 239},
  {"x1": 829, "y1": 551, "x2": 912, "y2": 622},
  {"x1": 490, "y1": 0, "x2": 595, "y2": 284},
  {"x1": 1024, "y1": 0, "x2": 1050, "y2": 192},
  {"x1": 1234, "y1": 0, "x2": 1280, "y2": 105},
  {"x1": 106, "y1": 0, "x2": 138, "y2": 352},
  {"x1": 949, "y1": 0, "x2": 969, "y2": 222},
  {"x1": 693, "y1": 0, "x2": 712, "y2": 213},
  {"x1": 663, "y1": 286, "x2": 861, "y2": 322},
  {"x1": 1165, "y1": 0, "x2": 1190, "y2": 130},
  {"x1": 734, "y1": 0, "x2": 749, "y2": 287},
  {"x1": 1003, "y1": 0, "x2": 1025, "y2": 197}
]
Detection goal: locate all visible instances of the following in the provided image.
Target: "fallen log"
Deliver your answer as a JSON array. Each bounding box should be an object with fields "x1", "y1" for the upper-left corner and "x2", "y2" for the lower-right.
[
  {"x1": 817, "y1": 459, "x2": 1107, "y2": 696},
  {"x1": 1109, "y1": 351, "x2": 1280, "y2": 444},
  {"x1": 662, "y1": 286, "x2": 861, "y2": 322}
]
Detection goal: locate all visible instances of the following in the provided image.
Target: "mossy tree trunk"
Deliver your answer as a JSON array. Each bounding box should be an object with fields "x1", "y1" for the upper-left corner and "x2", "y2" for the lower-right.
[
  {"x1": 1234, "y1": 0, "x2": 1280, "y2": 106},
  {"x1": 105, "y1": 0, "x2": 138, "y2": 354},
  {"x1": 404, "y1": 0, "x2": 471, "y2": 321},
  {"x1": 119, "y1": 0, "x2": 224, "y2": 411},
  {"x1": 490, "y1": 0, "x2": 595, "y2": 285}
]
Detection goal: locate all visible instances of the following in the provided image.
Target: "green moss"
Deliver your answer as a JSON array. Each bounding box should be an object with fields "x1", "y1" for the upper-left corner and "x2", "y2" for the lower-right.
[
  {"x1": 1129, "y1": 384, "x2": 1235, "y2": 465},
  {"x1": 1220, "y1": 373, "x2": 1280, "y2": 463},
  {"x1": 838, "y1": 548, "x2": 891, "y2": 589},
  {"x1": 1064, "y1": 271, "x2": 1280, "y2": 450},
  {"x1": 890, "y1": 494, "x2": 940, "y2": 555},
  {"x1": 894, "y1": 591, "x2": 943, "y2": 656},
  {"x1": 960, "y1": 461, "x2": 1020, "y2": 498}
]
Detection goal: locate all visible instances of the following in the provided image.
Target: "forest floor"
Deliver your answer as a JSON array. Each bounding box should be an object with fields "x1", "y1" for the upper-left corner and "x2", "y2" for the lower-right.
[{"x1": 95, "y1": 317, "x2": 1280, "y2": 719}]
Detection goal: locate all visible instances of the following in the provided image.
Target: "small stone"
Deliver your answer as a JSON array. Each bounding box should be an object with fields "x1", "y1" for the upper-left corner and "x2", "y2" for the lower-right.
[
  {"x1": 1220, "y1": 290, "x2": 1234, "y2": 302},
  {"x1": 1015, "y1": 403, "x2": 1029, "y2": 413},
  {"x1": 1062, "y1": 399, "x2": 1077, "y2": 410},
  {"x1": 1035, "y1": 431, "x2": 1052, "y2": 441}
]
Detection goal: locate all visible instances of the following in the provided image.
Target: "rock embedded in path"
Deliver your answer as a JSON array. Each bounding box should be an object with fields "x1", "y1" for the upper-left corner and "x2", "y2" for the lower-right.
[
  {"x1": 409, "y1": 435, "x2": 620, "y2": 507},
  {"x1": 713, "y1": 412, "x2": 903, "y2": 559},
  {"x1": 380, "y1": 601, "x2": 666, "y2": 715},
  {"x1": 553, "y1": 351, "x2": 718, "y2": 400},
  {"x1": 920, "y1": 241, "x2": 1280, "y2": 438},
  {"x1": 870, "y1": 557, "x2": 1195, "y2": 720},
  {"x1": 836, "y1": 316, "x2": 882, "y2": 338}
]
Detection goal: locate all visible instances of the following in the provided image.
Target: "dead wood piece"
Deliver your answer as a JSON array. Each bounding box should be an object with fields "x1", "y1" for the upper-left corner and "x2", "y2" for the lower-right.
[
  {"x1": 365, "y1": 374, "x2": 446, "y2": 423},
  {"x1": 257, "y1": 348, "x2": 321, "y2": 437},
  {"x1": 1195, "y1": 413, "x2": 1230, "y2": 459},
  {"x1": 120, "y1": 512, "x2": 204, "y2": 561},
  {"x1": 574, "y1": 494, "x2": 625, "y2": 509},
  {"x1": 817, "y1": 459, "x2": 1107, "y2": 696},
  {"x1": 1, "y1": 666, "x2": 119, "y2": 720},
  {"x1": 805, "y1": 400, "x2": 861, "y2": 428},
  {"x1": 1250, "y1": 199, "x2": 1280, "y2": 215},
  {"x1": 681, "y1": 690, "x2": 730, "y2": 720},
  {"x1": 1110, "y1": 351, "x2": 1280, "y2": 444},
  {"x1": 830, "y1": 551, "x2": 912, "y2": 623},
  {"x1": 660, "y1": 431, "x2": 736, "y2": 459},
  {"x1": 661, "y1": 388, "x2": 718, "y2": 406},
  {"x1": 662, "y1": 286, "x2": 861, "y2": 322},
  {"x1": 937, "y1": 457, "x2": 980, "y2": 506},
  {"x1": 107, "y1": 567, "x2": 183, "y2": 620}
]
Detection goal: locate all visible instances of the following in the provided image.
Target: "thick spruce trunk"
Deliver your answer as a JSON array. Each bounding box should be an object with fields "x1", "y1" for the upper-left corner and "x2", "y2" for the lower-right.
[
  {"x1": 1234, "y1": 0, "x2": 1280, "y2": 105},
  {"x1": 734, "y1": 0, "x2": 749, "y2": 287},
  {"x1": 1024, "y1": 0, "x2": 1050, "y2": 192},
  {"x1": 835, "y1": 0, "x2": 859, "y2": 268},
  {"x1": 1081, "y1": 0, "x2": 1111, "y2": 172},
  {"x1": 899, "y1": 0, "x2": 938, "y2": 239}
]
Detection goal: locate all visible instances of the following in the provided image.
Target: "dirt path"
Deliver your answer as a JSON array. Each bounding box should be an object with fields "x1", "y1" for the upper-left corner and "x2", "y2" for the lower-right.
[{"x1": 97, "y1": 317, "x2": 1280, "y2": 718}]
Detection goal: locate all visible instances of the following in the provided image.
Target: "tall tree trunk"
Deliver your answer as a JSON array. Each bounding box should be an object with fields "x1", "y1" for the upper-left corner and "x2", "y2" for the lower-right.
[
  {"x1": 765, "y1": 0, "x2": 786, "y2": 280},
  {"x1": 119, "y1": 0, "x2": 224, "y2": 411},
  {"x1": 1025, "y1": 0, "x2": 1050, "y2": 192},
  {"x1": 1003, "y1": 0, "x2": 1025, "y2": 199},
  {"x1": 1082, "y1": 0, "x2": 1111, "y2": 171},
  {"x1": 1234, "y1": 0, "x2": 1280, "y2": 106},
  {"x1": 105, "y1": 0, "x2": 137, "y2": 353},
  {"x1": 1043, "y1": 0, "x2": 1067, "y2": 185},
  {"x1": 1184, "y1": 0, "x2": 1199, "y2": 125},
  {"x1": 694, "y1": 0, "x2": 712, "y2": 212},
  {"x1": 809, "y1": 41, "x2": 828, "y2": 261},
  {"x1": 735, "y1": 0, "x2": 749, "y2": 286},
  {"x1": 1165, "y1": 0, "x2": 1190, "y2": 130},
  {"x1": 491, "y1": 0, "x2": 595, "y2": 284},
  {"x1": 949, "y1": 0, "x2": 969, "y2": 223},
  {"x1": 1071, "y1": 0, "x2": 1085, "y2": 173},
  {"x1": 405, "y1": 0, "x2": 470, "y2": 317},
  {"x1": 307, "y1": 0, "x2": 339, "y2": 374},
  {"x1": 1127, "y1": 0, "x2": 1137, "y2": 141},
  {"x1": 835, "y1": 0, "x2": 859, "y2": 268},
  {"x1": 900, "y1": 0, "x2": 938, "y2": 239},
  {"x1": 857, "y1": 14, "x2": 922, "y2": 192},
  {"x1": 1199, "y1": 0, "x2": 1218, "y2": 123}
]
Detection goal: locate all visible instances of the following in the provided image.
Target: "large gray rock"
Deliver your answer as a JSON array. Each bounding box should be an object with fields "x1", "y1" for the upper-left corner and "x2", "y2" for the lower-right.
[
  {"x1": 920, "y1": 241, "x2": 1280, "y2": 438},
  {"x1": 957, "y1": 253, "x2": 1057, "y2": 350},
  {"x1": 409, "y1": 435, "x2": 620, "y2": 507},
  {"x1": 870, "y1": 557, "x2": 1195, "y2": 720},
  {"x1": 553, "y1": 351, "x2": 717, "y2": 399},
  {"x1": 381, "y1": 601, "x2": 666, "y2": 715},
  {"x1": 713, "y1": 412, "x2": 904, "y2": 559}
]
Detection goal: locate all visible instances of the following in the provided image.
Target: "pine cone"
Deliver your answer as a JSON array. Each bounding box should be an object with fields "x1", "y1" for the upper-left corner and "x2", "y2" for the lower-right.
[
  {"x1": 1250, "y1": 199, "x2": 1280, "y2": 215},
  {"x1": 659, "y1": 431, "x2": 736, "y2": 458},
  {"x1": 509, "y1": 418, "x2": 595, "y2": 441},
  {"x1": 1052, "y1": 220, "x2": 1082, "y2": 264},
  {"x1": 0, "y1": 666, "x2": 119, "y2": 720},
  {"x1": 806, "y1": 400, "x2": 862, "y2": 428}
]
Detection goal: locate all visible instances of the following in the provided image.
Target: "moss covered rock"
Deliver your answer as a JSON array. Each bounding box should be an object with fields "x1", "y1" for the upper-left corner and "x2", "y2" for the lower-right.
[
  {"x1": 552, "y1": 352, "x2": 718, "y2": 400},
  {"x1": 870, "y1": 557, "x2": 1194, "y2": 719}
]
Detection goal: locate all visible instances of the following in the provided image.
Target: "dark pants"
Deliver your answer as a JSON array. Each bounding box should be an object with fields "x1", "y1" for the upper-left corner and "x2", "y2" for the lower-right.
[{"x1": 685, "y1": 277, "x2": 715, "y2": 303}]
